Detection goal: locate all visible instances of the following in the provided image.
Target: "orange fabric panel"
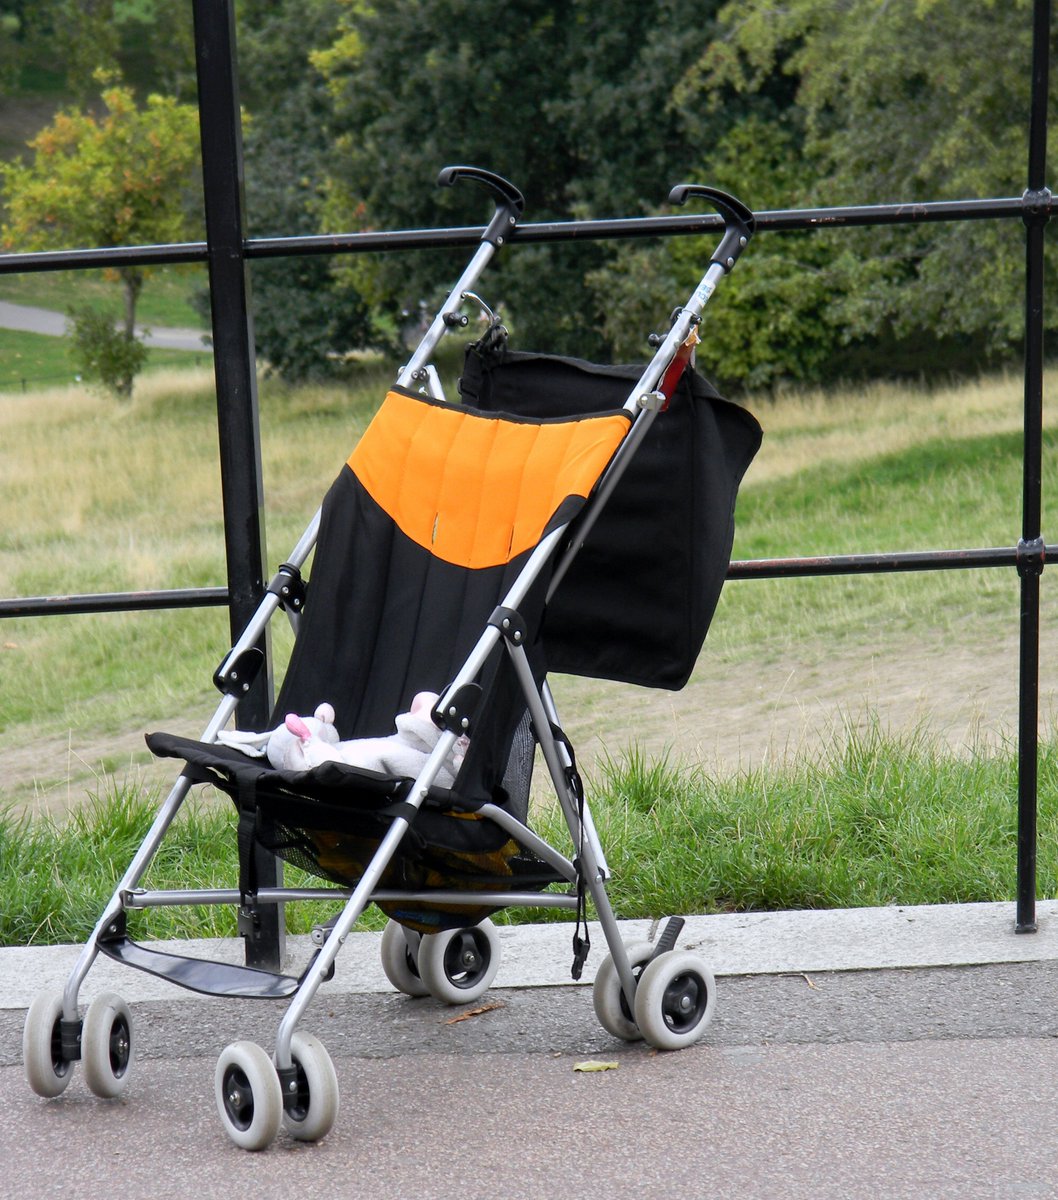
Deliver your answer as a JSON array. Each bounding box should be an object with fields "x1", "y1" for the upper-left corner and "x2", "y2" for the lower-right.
[{"x1": 347, "y1": 389, "x2": 630, "y2": 568}]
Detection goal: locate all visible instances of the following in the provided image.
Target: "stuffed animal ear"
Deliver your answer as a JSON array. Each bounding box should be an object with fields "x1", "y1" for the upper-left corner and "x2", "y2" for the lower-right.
[
  {"x1": 313, "y1": 702, "x2": 336, "y2": 726},
  {"x1": 409, "y1": 691, "x2": 440, "y2": 718},
  {"x1": 285, "y1": 713, "x2": 313, "y2": 742}
]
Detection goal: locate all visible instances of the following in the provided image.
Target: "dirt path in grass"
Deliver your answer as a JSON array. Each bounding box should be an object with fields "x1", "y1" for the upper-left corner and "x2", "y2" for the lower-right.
[{"x1": 6, "y1": 622, "x2": 1056, "y2": 823}]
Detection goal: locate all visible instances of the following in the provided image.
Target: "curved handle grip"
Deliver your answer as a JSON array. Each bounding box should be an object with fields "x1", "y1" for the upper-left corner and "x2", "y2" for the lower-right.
[
  {"x1": 668, "y1": 183, "x2": 755, "y2": 271},
  {"x1": 437, "y1": 165, "x2": 525, "y2": 215}
]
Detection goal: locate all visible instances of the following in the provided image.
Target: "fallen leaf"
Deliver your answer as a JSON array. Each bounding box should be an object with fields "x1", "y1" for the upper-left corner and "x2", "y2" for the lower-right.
[
  {"x1": 444, "y1": 1001, "x2": 506, "y2": 1025},
  {"x1": 573, "y1": 1060, "x2": 620, "y2": 1073}
]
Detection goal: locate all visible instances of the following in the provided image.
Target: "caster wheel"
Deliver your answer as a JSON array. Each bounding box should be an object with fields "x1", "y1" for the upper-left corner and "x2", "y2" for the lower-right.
[
  {"x1": 591, "y1": 941, "x2": 655, "y2": 1042},
  {"x1": 23, "y1": 992, "x2": 75, "y2": 1098},
  {"x1": 380, "y1": 920, "x2": 429, "y2": 997},
  {"x1": 416, "y1": 918, "x2": 501, "y2": 1004},
  {"x1": 633, "y1": 949, "x2": 716, "y2": 1051},
  {"x1": 276, "y1": 1032, "x2": 340, "y2": 1142},
  {"x1": 215, "y1": 1040, "x2": 283, "y2": 1151},
  {"x1": 82, "y1": 992, "x2": 134, "y2": 1099}
]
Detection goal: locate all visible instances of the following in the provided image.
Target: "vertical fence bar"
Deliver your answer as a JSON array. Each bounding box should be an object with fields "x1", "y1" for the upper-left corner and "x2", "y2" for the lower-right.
[
  {"x1": 1015, "y1": 0, "x2": 1052, "y2": 934},
  {"x1": 191, "y1": 0, "x2": 284, "y2": 967}
]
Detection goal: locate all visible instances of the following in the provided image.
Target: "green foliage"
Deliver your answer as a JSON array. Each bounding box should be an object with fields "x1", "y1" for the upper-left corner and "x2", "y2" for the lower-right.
[
  {"x1": 236, "y1": 0, "x2": 373, "y2": 379},
  {"x1": 313, "y1": 0, "x2": 723, "y2": 357},
  {"x1": 66, "y1": 302, "x2": 149, "y2": 399},
  {"x1": 1, "y1": 77, "x2": 202, "y2": 395}
]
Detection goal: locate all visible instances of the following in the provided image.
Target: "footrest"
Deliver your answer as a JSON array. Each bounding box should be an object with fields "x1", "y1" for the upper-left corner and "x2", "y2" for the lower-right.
[{"x1": 97, "y1": 936, "x2": 300, "y2": 999}]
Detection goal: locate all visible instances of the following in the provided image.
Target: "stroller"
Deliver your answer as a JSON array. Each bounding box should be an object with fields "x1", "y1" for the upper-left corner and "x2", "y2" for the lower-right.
[{"x1": 22, "y1": 167, "x2": 762, "y2": 1150}]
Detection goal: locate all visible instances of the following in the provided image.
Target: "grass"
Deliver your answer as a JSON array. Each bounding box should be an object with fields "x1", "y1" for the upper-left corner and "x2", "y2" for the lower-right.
[
  {"x1": 2, "y1": 718, "x2": 1053, "y2": 947},
  {"x1": 1, "y1": 359, "x2": 1055, "y2": 943}
]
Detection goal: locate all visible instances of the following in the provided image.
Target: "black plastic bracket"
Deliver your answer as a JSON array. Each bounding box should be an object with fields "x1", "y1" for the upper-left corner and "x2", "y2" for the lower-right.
[
  {"x1": 1017, "y1": 536, "x2": 1047, "y2": 578},
  {"x1": 213, "y1": 645, "x2": 265, "y2": 697},
  {"x1": 433, "y1": 682, "x2": 483, "y2": 735},
  {"x1": 646, "y1": 915, "x2": 686, "y2": 966},
  {"x1": 267, "y1": 564, "x2": 307, "y2": 615},
  {"x1": 276, "y1": 1063, "x2": 301, "y2": 1111},
  {"x1": 489, "y1": 605, "x2": 527, "y2": 647},
  {"x1": 437, "y1": 165, "x2": 525, "y2": 247},
  {"x1": 60, "y1": 1018, "x2": 83, "y2": 1062},
  {"x1": 668, "y1": 183, "x2": 755, "y2": 272}
]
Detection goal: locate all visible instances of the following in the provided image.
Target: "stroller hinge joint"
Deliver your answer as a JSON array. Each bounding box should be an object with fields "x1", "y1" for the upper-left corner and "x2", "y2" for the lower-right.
[
  {"x1": 489, "y1": 605, "x2": 527, "y2": 646},
  {"x1": 213, "y1": 646, "x2": 265, "y2": 697},
  {"x1": 267, "y1": 564, "x2": 306, "y2": 614},
  {"x1": 434, "y1": 682, "x2": 482, "y2": 734},
  {"x1": 1017, "y1": 536, "x2": 1046, "y2": 578}
]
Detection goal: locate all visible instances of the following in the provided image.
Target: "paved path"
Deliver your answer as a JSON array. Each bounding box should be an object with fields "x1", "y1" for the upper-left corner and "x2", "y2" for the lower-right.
[
  {"x1": 3, "y1": 901, "x2": 1058, "y2": 1198},
  {"x1": 0, "y1": 298, "x2": 209, "y2": 350}
]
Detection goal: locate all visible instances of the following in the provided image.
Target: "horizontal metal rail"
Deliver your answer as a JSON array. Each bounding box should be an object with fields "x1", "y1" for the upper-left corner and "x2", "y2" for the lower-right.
[
  {"x1": 0, "y1": 195, "x2": 1047, "y2": 278},
  {"x1": 0, "y1": 587, "x2": 228, "y2": 619}
]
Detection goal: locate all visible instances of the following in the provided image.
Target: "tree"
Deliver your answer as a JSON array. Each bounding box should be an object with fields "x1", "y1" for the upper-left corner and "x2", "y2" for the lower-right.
[
  {"x1": 679, "y1": 0, "x2": 1051, "y2": 383},
  {"x1": 235, "y1": 0, "x2": 371, "y2": 380},
  {"x1": 1, "y1": 77, "x2": 202, "y2": 397},
  {"x1": 312, "y1": 0, "x2": 722, "y2": 358}
]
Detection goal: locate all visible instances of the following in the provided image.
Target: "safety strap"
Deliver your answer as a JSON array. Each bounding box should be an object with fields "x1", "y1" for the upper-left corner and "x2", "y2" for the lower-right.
[{"x1": 551, "y1": 722, "x2": 591, "y2": 979}]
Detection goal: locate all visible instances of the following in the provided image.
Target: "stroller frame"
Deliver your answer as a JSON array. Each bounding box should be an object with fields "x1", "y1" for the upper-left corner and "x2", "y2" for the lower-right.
[{"x1": 23, "y1": 166, "x2": 755, "y2": 1149}]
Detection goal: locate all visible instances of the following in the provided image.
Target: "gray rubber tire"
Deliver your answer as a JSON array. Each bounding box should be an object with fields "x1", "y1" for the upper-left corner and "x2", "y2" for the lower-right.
[
  {"x1": 215, "y1": 1040, "x2": 283, "y2": 1151},
  {"x1": 278, "y1": 1032, "x2": 340, "y2": 1143},
  {"x1": 416, "y1": 918, "x2": 501, "y2": 1004},
  {"x1": 23, "y1": 991, "x2": 75, "y2": 1098},
  {"x1": 379, "y1": 920, "x2": 430, "y2": 997},
  {"x1": 633, "y1": 949, "x2": 717, "y2": 1051},
  {"x1": 82, "y1": 991, "x2": 134, "y2": 1099},
  {"x1": 591, "y1": 940, "x2": 654, "y2": 1042}
]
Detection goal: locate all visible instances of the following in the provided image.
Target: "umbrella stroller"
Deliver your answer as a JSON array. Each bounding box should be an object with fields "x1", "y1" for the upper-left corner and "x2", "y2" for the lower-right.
[{"x1": 22, "y1": 167, "x2": 762, "y2": 1150}]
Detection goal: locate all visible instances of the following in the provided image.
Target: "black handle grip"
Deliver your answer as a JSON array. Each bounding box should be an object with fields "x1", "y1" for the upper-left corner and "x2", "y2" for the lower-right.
[
  {"x1": 668, "y1": 183, "x2": 755, "y2": 271},
  {"x1": 437, "y1": 165, "x2": 525, "y2": 215}
]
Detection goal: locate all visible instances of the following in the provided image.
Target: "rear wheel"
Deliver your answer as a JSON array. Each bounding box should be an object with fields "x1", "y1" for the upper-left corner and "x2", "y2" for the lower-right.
[
  {"x1": 416, "y1": 918, "x2": 501, "y2": 1004},
  {"x1": 633, "y1": 950, "x2": 716, "y2": 1051},
  {"x1": 23, "y1": 991, "x2": 75, "y2": 1098},
  {"x1": 379, "y1": 920, "x2": 429, "y2": 997},
  {"x1": 591, "y1": 941, "x2": 654, "y2": 1042}
]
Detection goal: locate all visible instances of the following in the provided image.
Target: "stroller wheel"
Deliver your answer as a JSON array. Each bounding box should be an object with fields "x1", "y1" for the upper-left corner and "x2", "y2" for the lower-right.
[
  {"x1": 379, "y1": 920, "x2": 430, "y2": 997},
  {"x1": 276, "y1": 1032, "x2": 339, "y2": 1143},
  {"x1": 23, "y1": 991, "x2": 75, "y2": 1098},
  {"x1": 82, "y1": 991, "x2": 135, "y2": 1099},
  {"x1": 633, "y1": 950, "x2": 716, "y2": 1051},
  {"x1": 416, "y1": 918, "x2": 502, "y2": 1004},
  {"x1": 215, "y1": 1040, "x2": 283, "y2": 1151},
  {"x1": 592, "y1": 941, "x2": 655, "y2": 1042}
]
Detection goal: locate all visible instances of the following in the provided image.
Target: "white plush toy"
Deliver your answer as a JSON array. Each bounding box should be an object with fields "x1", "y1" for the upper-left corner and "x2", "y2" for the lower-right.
[{"x1": 216, "y1": 692, "x2": 468, "y2": 787}]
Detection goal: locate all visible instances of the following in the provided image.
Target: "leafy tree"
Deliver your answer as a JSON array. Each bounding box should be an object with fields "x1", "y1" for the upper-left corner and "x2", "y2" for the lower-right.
[
  {"x1": 312, "y1": 0, "x2": 722, "y2": 357},
  {"x1": 235, "y1": 0, "x2": 371, "y2": 380},
  {"x1": 0, "y1": 77, "x2": 202, "y2": 397},
  {"x1": 678, "y1": 0, "x2": 1051, "y2": 384}
]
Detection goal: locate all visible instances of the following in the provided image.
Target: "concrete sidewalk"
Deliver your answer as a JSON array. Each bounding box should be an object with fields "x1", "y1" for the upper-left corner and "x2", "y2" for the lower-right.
[
  {"x1": 3, "y1": 899, "x2": 1056, "y2": 1011},
  {"x1": 5, "y1": 902, "x2": 1058, "y2": 1200}
]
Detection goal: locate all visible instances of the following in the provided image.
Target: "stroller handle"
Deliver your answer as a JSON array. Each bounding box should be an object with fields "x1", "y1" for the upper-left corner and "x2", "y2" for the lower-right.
[
  {"x1": 668, "y1": 183, "x2": 755, "y2": 272},
  {"x1": 438, "y1": 165, "x2": 525, "y2": 246}
]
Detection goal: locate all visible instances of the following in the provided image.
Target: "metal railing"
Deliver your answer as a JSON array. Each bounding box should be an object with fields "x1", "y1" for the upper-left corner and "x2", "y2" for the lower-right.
[{"x1": 0, "y1": 0, "x2": 1051, "y2": 961}]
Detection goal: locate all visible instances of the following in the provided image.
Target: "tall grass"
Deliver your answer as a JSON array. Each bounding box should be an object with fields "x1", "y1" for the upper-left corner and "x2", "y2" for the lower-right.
[{"x1": 2, "y1": 718, "x2": 1053, "y2": 947}]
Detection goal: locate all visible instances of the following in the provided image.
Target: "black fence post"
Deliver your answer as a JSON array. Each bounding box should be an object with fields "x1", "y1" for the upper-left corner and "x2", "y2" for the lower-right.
[
  {"x1": 191, "y1": 0, "x2": 284, "y2": 968},
  {"x1": 1015, "y1": 0, "x2": 1052, "y2": 934}
]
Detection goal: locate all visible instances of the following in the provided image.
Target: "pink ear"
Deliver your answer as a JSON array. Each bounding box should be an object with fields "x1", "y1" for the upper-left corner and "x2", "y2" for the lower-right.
[
  {"x1": 410, "y1": 691, "x2": 439, "y2": 717},
  {"x1": 285, "y1": 713, "x2": 312, "y2": 742}
]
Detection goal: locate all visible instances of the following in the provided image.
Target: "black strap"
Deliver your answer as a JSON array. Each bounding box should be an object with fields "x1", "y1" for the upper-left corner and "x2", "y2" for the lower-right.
[
  {"x1": 552, "y1": 722, "x2": 591, "y2": 980},
  {"x1": 235, "y1": 775, "x2": 259, "y2": 906}
]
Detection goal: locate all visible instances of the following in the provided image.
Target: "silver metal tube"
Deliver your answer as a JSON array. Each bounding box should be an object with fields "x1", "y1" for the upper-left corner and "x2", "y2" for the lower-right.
[
  {"x1": 397, "y1": 242, "x2": 497, "y2": 388},
  {"x1": 273, "y1": 730, "x2": 458, "y2": 1067}
]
